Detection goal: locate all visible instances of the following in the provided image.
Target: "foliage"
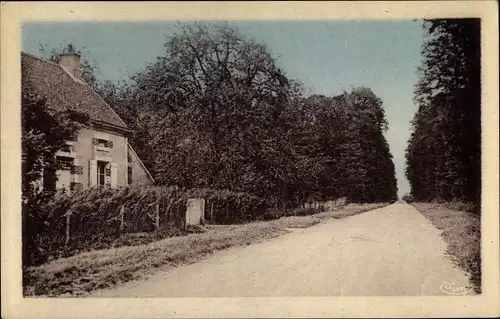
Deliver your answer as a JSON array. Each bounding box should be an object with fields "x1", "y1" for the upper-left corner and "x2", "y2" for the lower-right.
[
  {"x1": 25, "y1": 24, "x2": 400, "y2": 264},
  {"x1": 21, "y1": 84, "x2": 90, "y2": 269},
  {"x1": 185, "y1": 188, "x2": 268, "y2": 223},
  {"x1": 405, "y1": 19, "x2": 481, "y2": 206},
  {"x1": 107, "y1": 22, "x2": 398, "y2": 205},
  {"x1": 21, "y1": 87, "x2": 88, "y2": 200},
  {"x1": 22, "y1": 185, "x2": 270, "y2": 267},
  {"x1": 444, "y1": 200, "x2": 476, "y2": 213},
  {"x1": 402, "y1": 193, "x2": 414, "y2": 203},
  {"x1": 34, "y1": 23, "x2": 398, "y2": 205}
]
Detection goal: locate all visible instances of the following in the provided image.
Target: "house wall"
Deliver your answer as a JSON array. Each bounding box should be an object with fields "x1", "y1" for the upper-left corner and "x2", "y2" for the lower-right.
[
  {"x1": 128, "y1": 145, "x2": 154, "y2": 186},
  {"x1": 70, "y1": 127, "x2": 128, "y2": 188},
  {"x1": 49, "y1": 127, "x2": 153, "y2": 191}
]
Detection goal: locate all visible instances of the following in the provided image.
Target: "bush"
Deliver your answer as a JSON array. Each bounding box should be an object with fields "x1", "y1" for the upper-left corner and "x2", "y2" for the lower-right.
[
  {"x1": 262, "y1": 208, "x2": 289, "y2": 220},
  {"x1": 23, "y1": 185, "x2": 341, "y2": 268},
  {"x1": 402, "y1": 193, "x2": 414, "y2": 203},
  {"x1": 22, "y1": 185, "x2": 270, "y2": 267},
  {"x1": 186, "y1": 188, "x2": 269, "y2": 224}
]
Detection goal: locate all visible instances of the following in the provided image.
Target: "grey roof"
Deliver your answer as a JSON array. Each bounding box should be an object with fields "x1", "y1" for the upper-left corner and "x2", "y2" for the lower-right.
[{"x1": 21, "y1": 52, "x2": 128, "y2": 129}]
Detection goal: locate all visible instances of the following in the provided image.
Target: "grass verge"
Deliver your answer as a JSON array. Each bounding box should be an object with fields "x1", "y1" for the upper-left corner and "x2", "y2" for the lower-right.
[
  {"x1": 412, "y1": 202, "x2": 481, "y2": 293},
  {"x1": 269, "y1": 202, "x2": 390, "y2": 229},
  {"x1": 23, "y1": 202, "x2": 389, "y2": 297}
]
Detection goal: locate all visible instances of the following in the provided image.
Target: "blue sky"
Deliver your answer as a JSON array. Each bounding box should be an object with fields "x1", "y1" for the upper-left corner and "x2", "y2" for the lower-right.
[{"x1": 22, "y1": 21, "x2": 425, "y2": 197}]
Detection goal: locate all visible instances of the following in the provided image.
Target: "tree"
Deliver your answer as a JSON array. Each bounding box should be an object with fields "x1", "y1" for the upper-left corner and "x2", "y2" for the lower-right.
[
  {"x1": 80, "y1": 21, "x2": 398, "y2": 207},
  {"x1": 268, "y1": 87, "x2": 398, "y2": 205},
  {"x1": 348, "y1": 87, "x2": 397, "y2": 202},
  {"x1": 21, "y1": 84, "x2": 89, "y2": 267},
  {"x1": 405, "y1": 19, "x2": 481, "y2": 206},
  {"x1": 402, "y1": 194, "x2": 414, "y2": 203},
  {"x1": 117, "y1": 22, "x2": 293, "y2": 199},
  {"x1": 21, "y1": 86, "x2": 88, "y2": 202}
]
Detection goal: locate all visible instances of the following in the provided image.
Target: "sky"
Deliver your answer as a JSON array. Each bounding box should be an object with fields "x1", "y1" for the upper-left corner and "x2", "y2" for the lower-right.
[{"x1": 22, "y1": 20, "x2": 425, "y2": 197}]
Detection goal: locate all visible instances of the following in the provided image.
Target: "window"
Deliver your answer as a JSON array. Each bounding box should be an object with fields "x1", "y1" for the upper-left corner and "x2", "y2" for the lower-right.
[
  {"x1": 43, "y1": 168, "x2": 56, "y2": 191},
  {"x1": 60, "y1": 143, "x2": 72, "y2": 153},
  {"x1": 71, "y1": 165, "x2": 83, "y2": 175},
  {"x1": 97, "y1": 161, "x2": 111, "y2": 188},
  {"x1": 97, "y1": 161, "x2": 105, "y2": 186},
  {"x1": 128, "y1": 166, "x2": 133, "y2": 185},
  {"x1": 57, "y1": 156, "x2": 74, "y2": 170},
  {"x1": 92, "y1": 138, "x2": 113, "y2": 149}
]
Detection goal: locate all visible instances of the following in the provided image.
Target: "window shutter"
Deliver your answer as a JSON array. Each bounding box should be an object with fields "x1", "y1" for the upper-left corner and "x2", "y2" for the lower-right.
[
  {"x1": 110, "y1": 162, "x2": 118, "y2": 188},
  {"x1": 89, "y1": 160, "x2": 97, "y2": 186},
  {"x1": 92, "y1": 138, "x2": 99, "y2": 145},
  {"x1": 71, "y1": 165, "x2": 83, "y2": 175},
  {"x1": 105, "y1": 140, "x2": 113, "y2": 148}
]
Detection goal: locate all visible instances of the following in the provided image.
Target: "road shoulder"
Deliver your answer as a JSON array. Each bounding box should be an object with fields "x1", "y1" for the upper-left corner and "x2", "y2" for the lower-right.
[{"x1": 411, "y1": 202, "x2": 481, "y2": 293}]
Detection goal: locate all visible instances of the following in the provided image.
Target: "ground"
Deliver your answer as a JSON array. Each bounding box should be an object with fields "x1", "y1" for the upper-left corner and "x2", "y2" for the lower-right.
[
  {"x1": 23, "y1": 203, "x2": 383, "y2": 296},
  {"x1": 89, "y1": 203, "x2": 474, "y2": 297},
  {"x1": 412, "y1": 202, "x2": 480, "y2": 292}
]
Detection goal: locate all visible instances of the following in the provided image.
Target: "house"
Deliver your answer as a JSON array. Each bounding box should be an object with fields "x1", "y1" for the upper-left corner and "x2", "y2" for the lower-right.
[{"x1": 21, "y1": 45, "x2": 154, "y2": 192}]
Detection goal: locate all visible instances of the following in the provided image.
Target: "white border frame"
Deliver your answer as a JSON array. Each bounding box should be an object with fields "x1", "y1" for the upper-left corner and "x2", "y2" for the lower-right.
[{"x1": 1, "y1": 1, "x2": 498, "y2": 318}]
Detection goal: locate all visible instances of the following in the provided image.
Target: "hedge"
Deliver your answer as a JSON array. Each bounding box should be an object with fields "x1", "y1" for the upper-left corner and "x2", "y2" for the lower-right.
[{"x1": 22, "y1": 186, "x2": 269, "y2": 267}]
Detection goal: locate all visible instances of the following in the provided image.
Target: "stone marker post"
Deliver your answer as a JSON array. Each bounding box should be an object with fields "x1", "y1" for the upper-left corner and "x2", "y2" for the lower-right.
[{"x1": 186, "y1": 198, "x2": 205, "y2": 225}]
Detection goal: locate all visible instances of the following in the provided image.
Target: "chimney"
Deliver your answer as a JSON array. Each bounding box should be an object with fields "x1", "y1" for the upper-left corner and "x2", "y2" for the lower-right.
[{"x1": 58, "y1": 44, "x2": 82, "y2": 78}]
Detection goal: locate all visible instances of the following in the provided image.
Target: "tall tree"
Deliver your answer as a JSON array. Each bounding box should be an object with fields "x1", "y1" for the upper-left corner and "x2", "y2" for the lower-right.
[
  {"x1": 116, "y1": 22, "x2": 292, "y2": 199},
  {"x1": 405, "y1": 19, "x2": 481, "y2": 205},
  {"x1": 85, "y1": 22, "x2": 398, "y2": 206}
]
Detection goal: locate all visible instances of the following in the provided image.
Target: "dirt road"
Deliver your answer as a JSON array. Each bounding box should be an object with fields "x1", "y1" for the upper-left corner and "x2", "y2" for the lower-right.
[{"x1": 91, "y1": 203, "x2": 474, "y2": 297}]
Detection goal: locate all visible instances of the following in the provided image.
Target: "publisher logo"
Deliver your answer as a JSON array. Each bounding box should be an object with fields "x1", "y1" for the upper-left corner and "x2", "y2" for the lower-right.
[{"x1": 439, "y1": 281, "x2": 473, "y2": 296}]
